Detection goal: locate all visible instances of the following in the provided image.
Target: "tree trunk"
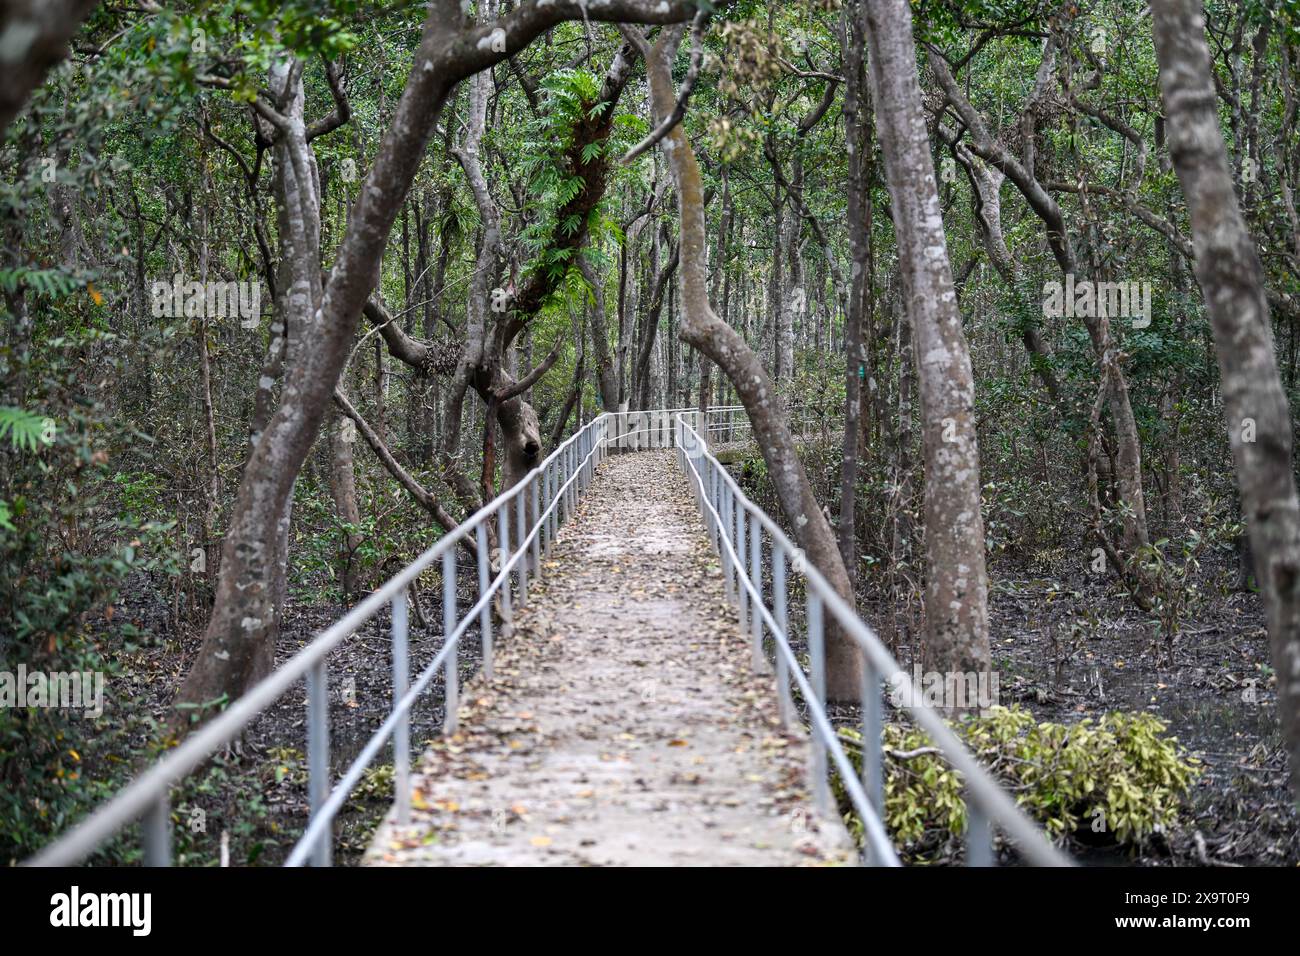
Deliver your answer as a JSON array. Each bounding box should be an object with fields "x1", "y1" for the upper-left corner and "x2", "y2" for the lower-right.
[
  {"x1": 768, "y1": 174, "x2": 786, "y2": 380},
  {"x1": 838, "y1": 0, "x2": 871, "y2": 585},
  {"x1": 892, "y1": 287, "x2": 915, "y2": 605},
  {"x1": 782, "y1": 159, "x2": 803, "y2": 381},
  {"x1": 580, "y1": 257, "x2": 619, "y2": 410},
  {"x1": 634, "y1": 238, "x2": 678, "y2": 409},
  {"x1": 176, "y1": 59, "x2": 323, "y2": 713},
  {"x1": 1152, "y1": 0, "x2": 1300, "y2": 800},
  {"x1": 932, "y1": 49, "x2": 1149, "y2": 554},
  {"x1": 330, "y1": 407, "x2": 363, "y2": 600},
  {"x1": 863, "y1": 0, "x2": 991, "y2": 679}
]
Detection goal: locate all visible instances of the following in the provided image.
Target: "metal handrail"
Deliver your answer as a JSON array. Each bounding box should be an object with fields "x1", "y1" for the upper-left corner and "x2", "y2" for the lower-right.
[
  {"x1": 604, "y1": 405, "x2": 829, "y2": 452},
  {"x1": 26, "y1": 412, "x2": 611, "y2": 867},
  {"x1": 671, "y1": 414, "x2": 1072, "y2": 867},
  {"x1": 27, "y1": 404, "x2": 1069, "y2": 869}
]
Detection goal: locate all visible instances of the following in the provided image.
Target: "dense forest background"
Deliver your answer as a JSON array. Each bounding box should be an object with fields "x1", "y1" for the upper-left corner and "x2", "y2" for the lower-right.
[{"x1": 3, "y1": 0, "x2": 1299, "y2": 865}]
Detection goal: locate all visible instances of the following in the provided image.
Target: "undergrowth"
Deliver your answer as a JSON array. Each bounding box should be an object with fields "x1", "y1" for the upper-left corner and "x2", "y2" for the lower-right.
[{"x1": 836, "y1": 705, "x2": 1200, "y2": 862}]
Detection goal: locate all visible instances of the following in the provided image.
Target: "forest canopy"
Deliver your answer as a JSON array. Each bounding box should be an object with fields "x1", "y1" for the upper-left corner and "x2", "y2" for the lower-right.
[{"x1": 2, "y1": 0, "x2": 1299, "y2": 870}]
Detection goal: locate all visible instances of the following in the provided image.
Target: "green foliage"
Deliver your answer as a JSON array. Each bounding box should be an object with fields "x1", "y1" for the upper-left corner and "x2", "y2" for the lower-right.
[
  {"x1": 0, "y1": 331, "x2": 179, "y2": 860},
  {"x1": 0, "y1": 407, "x2": 52, "y2": 452},
  {"x1": 1133, "y1": 532, "x2": 1206, "y2": 638},
  {"x1": 517, "y1": 69, "x2": 622, "y2": 295},
  {"x1": 914, "y1": 0, "x2": 1047, "y2": 47},
  {"x1": 837, "y1": 706, "x2": 1200, "y2": 862},
  {"x1": 0, "y1": 268, "x2": 86, "y2": 300}
]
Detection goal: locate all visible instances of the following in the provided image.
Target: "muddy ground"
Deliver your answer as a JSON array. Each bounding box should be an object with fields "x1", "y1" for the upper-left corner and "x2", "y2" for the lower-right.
[
  {"x1": 984, "y1": 552, "x2": 1297, "y2": 866},
  {"x1": 822, "y1": 547, "x2": 1295, "y2": 867}
]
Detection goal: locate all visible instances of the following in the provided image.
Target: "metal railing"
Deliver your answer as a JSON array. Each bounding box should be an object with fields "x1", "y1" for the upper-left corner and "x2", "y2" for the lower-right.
[
  {"x1": 605, "y1": 404, "x2": 834, "y2": 451},
  {"x1": 671, "y1": 414, "x2": 1072, "y2": 867},
  {"x1": 26, "y1": 412, "x2": 611, "y2": 867},
  {"x1": 27, "y1": 404, "x2": 1069, "y2": 868}
]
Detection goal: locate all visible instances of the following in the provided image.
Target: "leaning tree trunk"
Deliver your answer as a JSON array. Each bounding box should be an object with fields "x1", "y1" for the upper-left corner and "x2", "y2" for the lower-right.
[
  {"x1": 176, "y1": 60, "x2": 324, "y2": 712},
  {"x1": 638, "y1": 23, "x2": 863, "y2": 700},
  {"x1": 1152, "y1": 0, "x2": 1300, "y2": 801},
  {"x1": 863, "y1": 0, "x2": 991, "y2": 679}
]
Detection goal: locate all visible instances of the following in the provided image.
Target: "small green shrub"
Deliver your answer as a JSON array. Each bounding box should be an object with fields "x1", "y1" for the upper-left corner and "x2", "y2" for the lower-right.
[{"x1": 837, "y1": 705, "x2": 1200, "y2": 862}]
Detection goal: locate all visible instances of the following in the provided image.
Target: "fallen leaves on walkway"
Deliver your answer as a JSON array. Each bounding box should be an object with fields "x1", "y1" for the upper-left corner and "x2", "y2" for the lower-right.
[{"x1": 364, "y1": 452, "x2": 857, "y2": 867}]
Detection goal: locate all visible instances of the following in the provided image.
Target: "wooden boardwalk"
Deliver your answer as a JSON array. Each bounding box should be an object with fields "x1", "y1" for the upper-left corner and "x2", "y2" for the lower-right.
[{"x1": 364, "y1": 452, "x2": 856, "y2": 867}]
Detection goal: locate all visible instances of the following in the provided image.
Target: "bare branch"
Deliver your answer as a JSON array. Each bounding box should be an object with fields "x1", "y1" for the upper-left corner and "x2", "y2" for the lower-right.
[
  {"x1": 332, "y1": 388, "x2": 464, "y2": 541},
  {"x1": 496, "y1": 338, "x2": 564, "y2": 402},
  {"x1": 620, "y1": 11, "x2": 708, "y2": 165},
  {"x1": 307, "y1": 58, "x2": 352, "y2": 141}
]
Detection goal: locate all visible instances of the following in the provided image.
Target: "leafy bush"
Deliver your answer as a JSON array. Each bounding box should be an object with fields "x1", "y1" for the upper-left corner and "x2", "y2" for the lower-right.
[
  {"x1": 837, "y1": 705, "x2": 1200, "y2": 862},
  {"x1": 0, "y1": 330, "x2": 179, "y2": 861}
]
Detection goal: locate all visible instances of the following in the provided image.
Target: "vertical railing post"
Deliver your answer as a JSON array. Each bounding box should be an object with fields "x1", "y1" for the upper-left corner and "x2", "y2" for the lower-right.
[
  {"x1": 572, "y1": 442, "x2": 580, "y2": 504},
  {"x1": 561, "y1": 447, "x2": 570, "y2": 523},
  {"x1": 544, "y1": 463, "x2": 554, "y2": 555},
  {"x1": 967, "y1": 799, "x2": 994, "y2": 867},
  {"x1": 711, "y1": 464, "x2": 721, "y2": 555},
  {"x1": 556, "y1": 455, "x2": 565, "y2": 526},
  {"x1": 584, "y1": 427, "x2": 592, "y2": 486},
  {"x1": 443, "y1": 549, "x2": 458, "y2": 736},
  {"x1": 862, "y1": 658, "x2": 883, "y2": 820},
  {"x1": 773, "y1": 547, "x2": 793, "y2": 728},
  {"x1": 738, "y1": 489, "x2": 748, "y2": 608},
  {"x1": 566, "y1": 444, "x2": 574, "y2": 513},
  {"x1": 142, "y1": 795, "x2": 171, "y2": 867},
  {"x1": 706, "y1": 462, "x2": 717, "y2": 550},
  {"x1": 477, "y1": 523, "x2": 493, "y2": 680},
  {"x1": 721, "y1": 483, "x2": 734, "y2": 602},
  {"x1": 807, "y1": 593, "x2": 830, "y2": 812},
  {"x1": 576, "y1": 431, "x2": 584, "y2": 490},
  {"x1": 392, "y1": 590, "x2": 410, "y2": 826},
  {"x1": 531, "y1": 478, "x2": 542, "y2": 582},
  {"x1": 517, "y1": 490, "x2": 529, "y2": 604},
  {"x1": 749, "y1": 512, "x2": 763, "y2": 672},
  {"x1": 306, "y1": 660, "x2": 331, "y2": 867},
  {"x1": 498, "y1": 504, "x2": 513, "y2": 624},
  {"x1": 735, "y1": 493, "x2": 748, "y2": 632}
]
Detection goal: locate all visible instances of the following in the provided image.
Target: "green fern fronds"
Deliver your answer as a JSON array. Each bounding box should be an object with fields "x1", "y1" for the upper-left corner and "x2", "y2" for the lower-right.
[
  {"x1": 0, "y1": 267, "x2": 83, "y2": 299},
  {"x1": 0, "y1": 407, "x2": 52, "y2": 451}
]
